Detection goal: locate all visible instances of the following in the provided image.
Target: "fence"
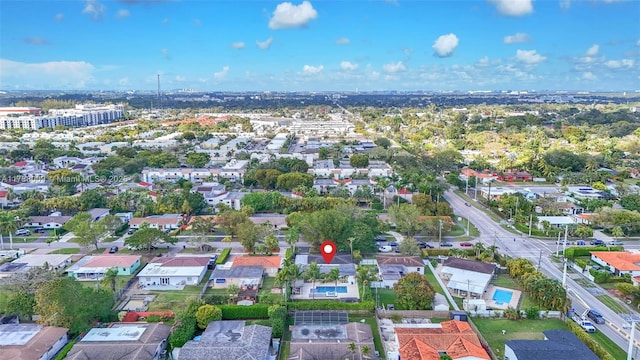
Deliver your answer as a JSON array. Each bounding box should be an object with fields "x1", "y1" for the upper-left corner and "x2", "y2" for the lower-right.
[
  {"x1": 468, "y1": 310, "x2": 563, "y2": 319},
  {"x1": 376, "y1": 309, "x2": 451, "y2": 319}
]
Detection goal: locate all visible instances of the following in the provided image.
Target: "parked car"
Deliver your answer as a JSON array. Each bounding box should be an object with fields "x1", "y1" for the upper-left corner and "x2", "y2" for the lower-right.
[
  {"x1": 587, "y1": 309, "x2": 605, "y2": 324},
  {"x1": 609, "y1": 240, "x2": 623, "y2": 245},
  {"x1": 127, "y1": 228, "x2": 136, "y2": 235},
  {"x1": 388, "y1": 242, "x2": 399, "y2": 247},
  {"x1": 387, "y1": 304, "x2": 395, "y2": 310},
  {"x1": 418, "y1": 242, "x2": 434, "y2": 249},
  {"x1": 375, "y1": 235, "x2": 387, "y2": 241},
  {"x1": 460, "y1": 242, "x2": 473, "y2": 247},
  {"x1": 378, "y1": 246, "x2": 393, "y2": 253},
  {"x1": 15, "y1": 229, "x2": 30, "y2": 236},
  {"x1": 109, "y1": 246, "x2": 119, "y2": 254},
  {"x1": 590, "y1": 239, "x2": 605, "y2": 246},
  {"x1": 576, "y1": 240, "x2": 586, "y2": 245},
  {"x1": 440, "y1": 242, "x2": 453, "y2": 247},
  {"x1": 33, "y1": 228, "x2": 46, "y2": 234}
]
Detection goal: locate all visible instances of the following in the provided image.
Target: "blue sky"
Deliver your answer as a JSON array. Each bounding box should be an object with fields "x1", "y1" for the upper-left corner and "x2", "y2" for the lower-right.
[{"x1": 0, "y1": 0, "x2": 638, "y2": 91}]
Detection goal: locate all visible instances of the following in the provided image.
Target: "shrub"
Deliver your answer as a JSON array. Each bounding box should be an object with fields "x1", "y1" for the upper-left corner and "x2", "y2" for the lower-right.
[
  {"x1": 285, "y1": 247, "x2": 293, "y2": 260},
  {"x1": 525, "y1": 306, "x2": 540, "y2": 319},
  {"x1": 146, "y1": 314, "x2": 162, "y2": 322},
  {"x1": 567, "y1": 320, "x2": 616, "y2": 360},
  {"x1": 195, "y1": 304, "x2": 222, "y2": 329},
  {"x1": 217, "y1": 248, "x2": 231, "y2": 264},
  {"x1": 287, "y1": 301, "x2": 375, "y2": 311},
  {"x1": 504, "y1": 307, "x2": 520, "y2": 320},
  {"x1": 268, "y1": 304, "x2": 287, "y2": 338},
  {"x1": 574, "y1": 259, "x2": 587, "y2": 269},
  {"x1": 54, "y1": 341, "x2": 76, "y2": 360},
  {"x1": 219, "y1": 304, "x2": 270, "y2": 319},
  {"x1": 203, "y1": 294, "x2": 227, "y2": 305},
  {"x1": 169, "y1": 315, "x2": 197, "y2": 348}
]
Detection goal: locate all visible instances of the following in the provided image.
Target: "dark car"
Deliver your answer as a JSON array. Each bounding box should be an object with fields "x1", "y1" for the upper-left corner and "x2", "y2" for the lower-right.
[
  {"x1": 440, "y1": 242, "x2": 453, "y2": 247},
  {"x1": 375, "y1": 235, "x2": 387, "y2": 242},
  {"x1": 418, "y1": 242, "x2": 434, "y2": 249},
  {"x1": 590, "y1": 239, "x2": 605, "y2": 246},
  {"x1": 587, "y1": 310, "x2": 605, "y2": 324},
  {"x1": 460, "y1": 242, "x2": 473, "y2": 247},
  {"x1": 388, "y1": 242, "x2": 399, "y2": 247},
  {"x1": 33, "y1": 228, "x2": 46, "y2": 234},
  {"x1": 464, "y1": 202, "x2": 471, "y2": 207},
  {"x1": 109, "y1": 246, "x2": 119, "y2": 254}
]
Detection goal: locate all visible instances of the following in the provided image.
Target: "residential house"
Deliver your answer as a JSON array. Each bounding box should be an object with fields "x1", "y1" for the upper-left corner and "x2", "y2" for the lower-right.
[
  {"x1": 293, "y1": 254, "x2": 359, "y2": 300},
  {"x1": 115, "y1": 212, "x2": 134, "y2": 224},
  {"x1": 210, "y1": 265, "x2": 264, "y2": 290},
  {"x1": 440, "y1": 258, "x2": 495, "y2": 298},
  {"x1": 177, "y1": 320, "x2": 273, "y2": 360},
  {"x1": 137, "y1": 257, "x2": 209, "y2": 289},
  {"x1": 566, "y1": 186, "x2": 617, "y2": 201},
  {"x1": 26, "y1": 215, "x2": 72, "y2": 229},
  {"x1": 393, "y1": 320, "x2": 490, "y2": 360},
  {"x1": 232, "y1": 256, "x2": 281, "y2": 277},
  {"x1": 0, "y1": 324, "x2": 69, "y2": 360},
  {"x1": 66, "y1": 322, "x2": 171, "y2": 360},
  {"x1": 9, "y1": 254, "x2": 73, "y2": 272},
  {"x1": 87, "y1": 208, "x2": 110, "y2": 222},
  {"x1": 0, "y1": 190, "x2": 9, "y2": 208},
  {"x1": 477, "y1": 186, "x2": 517, "y2": 200},
  {"x1": 129, "y1": 214, "x2": 183, "y2": 230},
  {"x1": 191, "y1": 183, "x2": 247, "y2": 210},
  {"x1": 504, "y1": 329, "x2": 599, "y2": 360},
  {"x1": 459, "y1": 168, "x2": 499, "y2": 184},
  {"x1": 288, "y1": 313, "x2": 374, "y2": 360},
  {"x1": 249, "y1": 214, "x2": 287, "y2": 230},
  {"x1": 536, "y1": 216, "x2": 575, "y2": 230},
  {"x1": 53, "y1": 155, "x2": 81, "y2": 168},
  {"x1": 67, "y1": 255, "x2": 142, "y2": 281},
  {"x1": 590, "y1": 251, "x2": 640, "y2": 277},
  {"x1": 376, "y1": 256, "x2": 425, "y2": 288},
  {"x1": 498, "y1": 171, "x2": 533, "y2": 182}
]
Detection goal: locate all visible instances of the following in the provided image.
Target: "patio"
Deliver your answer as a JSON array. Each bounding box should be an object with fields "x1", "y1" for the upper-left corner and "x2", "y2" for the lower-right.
[
  {"x1": 290, "y1": 281, "x2": 360, "y2": 301},
  {"x1": 482, "y1": 285, "x2": 521, "y2": 310}
]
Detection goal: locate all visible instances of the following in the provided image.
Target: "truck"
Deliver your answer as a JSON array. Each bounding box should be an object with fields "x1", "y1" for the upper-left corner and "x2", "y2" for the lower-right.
[{"x1": 569, "y1": 309, "x2": 596, "y2": 333}]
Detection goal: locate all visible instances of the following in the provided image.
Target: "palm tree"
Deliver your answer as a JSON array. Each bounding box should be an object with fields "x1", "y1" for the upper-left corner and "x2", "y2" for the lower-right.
[
  {"x1": 100, "y1": 267, "x2": 119, "y2": 292},
  {"x1": 303, "y1": 262, "x2": 322, "y2": 299},
  {"x1": 326, "y1": 267, "x2": 341, "y2": 294},
  {"x1": 0, "y1": 211, "x2": 18, "y2": 250},
  {"x1": 226, "y1": 284, "x2": 240, "y2": 304},
  {"x1": 347, "y1": 342, "x2": 357, "y2": 360},
  {"x1": 487, "y1": 245, "x2": 499, "y2": 258},
  {"x1": 473, "y1": 242, "x2": 486, "y2": 257},
  {"x1": 361, "y1": 345, "x2": 371, "y2": 359}
]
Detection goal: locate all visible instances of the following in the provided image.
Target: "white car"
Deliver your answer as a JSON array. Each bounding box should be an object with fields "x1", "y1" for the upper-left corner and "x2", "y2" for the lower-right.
[
  {"x1": 15, "y1": 229, "x2": 30, "y2": 236},
  {"x1": 378, "y1": 245, "x2": 393, "y2": 252}
]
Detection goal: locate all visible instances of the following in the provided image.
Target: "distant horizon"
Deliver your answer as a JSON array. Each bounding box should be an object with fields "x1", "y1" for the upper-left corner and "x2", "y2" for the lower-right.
[
  {"x1": 1, "y1": 1, "x2": 638, "y2": 91},
  {"x1": 1, "y1": 89, "x2": 640, "y2": 94}
]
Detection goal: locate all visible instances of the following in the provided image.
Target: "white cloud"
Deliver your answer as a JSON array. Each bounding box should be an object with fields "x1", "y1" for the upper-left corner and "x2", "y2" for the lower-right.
[
  {"x1": 214, "y1": 66, "x2": 229, "y2": 79},
  {"x1": 0, "y1": 59, "x2": 95, "y2": 89},
  {"x1": 477, "y1": 56, "x2": 490, "y2": 67},
  {"x1": 432, "y1": 33, "x2": 459, "y2": 57},
  {"x1": 382, "y1": 61, "x2": 406, "y2": 73},
  {"x1": 231, "y1": 42, "x2": 246, "y2": 49},
  {"x1": 559, "y1": 0, "x2": 571, "y2": 9},
  {"x1": 83, "y1": 0, "x2": 106, "y2": 21},
  {"x1": 160, "y1": 49, "x2": 170, "y2": 59},
  {"x1": 256, "y1": 37, "x2": 273, "y2": 50},
  {"x1": 268, "y1": 1, "x2": 318, "y2": 30},
  {"x1": 116, "y1": 9, "x2": 130, "y2": 18},
  {"x1": 605, "y1": 59, "x2": 635, "y2": 69},
  {"x1": 336, "y1": 38, "x2": 350, "y2": 45},
  {"x1": 54, "y1": 13, "x2": 64, "y2": 21},
  {"x1": 340, "y1": 61, "x2": 359, "y2": 71},
  {"x1": 582, "y1": 72, "x2": 597, "y2": 80},
  {"x1": 586, "y1": 44, "x2": 599, "y2": 56},
  {"x1": 302, "y1": 64, "x2": 324, "y2": 75},
  {"x1": 488, "y1": 0, "x2": 533, "y2": 16},
  {"x1": 503, "y1": 32, "x2": 530, "y2": 44},
  {"x1": 515, "y1": 49, "x2": 547, "y2": 64}
]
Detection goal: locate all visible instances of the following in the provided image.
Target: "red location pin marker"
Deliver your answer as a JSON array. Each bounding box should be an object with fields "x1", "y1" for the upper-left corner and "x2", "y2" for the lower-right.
[{"x1": 320, "y1": 240, "x2": 337, "y2": 264}]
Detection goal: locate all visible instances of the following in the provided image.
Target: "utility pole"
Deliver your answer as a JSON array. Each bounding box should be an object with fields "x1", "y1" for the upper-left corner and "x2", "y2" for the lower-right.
[
  {"x1": 537, "y1": 249, "x2": 542, "y2": 270},
  {"x1": 621, "y1": 314, "x2": 640, "y2": 360},
  {"x1": 474, "y1": 176, "x2": 478, "y2": 200},
  {"x1": 562, "y1": 225, "x2": 568, "y2": 288},
  {"x1": 528, "y1": 214, "x2": 533, "y2": 238},
  {"x1": 438, "y1": 219, "x2": 443, "y2": 244},
  {"x1": 466, "y1": 217, "x2": 470, "y2": 237},
  {"x1": 465, "y1": 177, "x2": 469, "y2": 197},
  {"x1": 556, "y1": 231, "x2": 561, "y2": 257}
]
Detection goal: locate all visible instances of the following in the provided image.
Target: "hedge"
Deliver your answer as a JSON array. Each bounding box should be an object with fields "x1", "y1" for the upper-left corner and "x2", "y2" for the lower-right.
[
  {"x1": 287, "y1": 301, "x2": 375, "y2": 311},
  {"x1": 219, "y1": 304, "x2": 270, "y2": 319},
  {"x1": 564, "y1": 246, "x2": 623, "y2": 260},
  {"x1": 169, "y1": 315, "x2": 197, "y2": 348},
  {"x1": 54, "y1": 341, "x2": 76, "y2": 360},
  {"x1": 567, "y1": 320, "x2": 616, "y2": 360},
  {"x1": 216, "y1": 248, "x2": 231, "y2": 264}
]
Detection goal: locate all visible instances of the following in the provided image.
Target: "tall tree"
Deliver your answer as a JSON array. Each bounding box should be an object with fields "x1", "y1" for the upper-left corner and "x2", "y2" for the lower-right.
[
  {"x1": 399, "y1": 237, "x2": 421, "y2": 256},
  {"x1": 302, "y1": 262, "x2": 323, "y2": 299},
  {"x1": 393, "y1": 272, "x2": 435, "y2": 310},
  {"x1": 388, "y1": 204, "x2": 424, "y2": 237},
  {"x1": 125, "y1": 223, "x2": 177, "y2": 251}
]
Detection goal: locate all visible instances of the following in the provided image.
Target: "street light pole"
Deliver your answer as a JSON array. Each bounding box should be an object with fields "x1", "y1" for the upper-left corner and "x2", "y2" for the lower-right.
[
  {"x1": 621, "y1": 314, "x2": 640, "y2": 360},
  {"x1": 466, "y1": 217, "x2": 470, "y2": 237},
  {"x1": 562, "y1": 225, "x2": 568, "y2": 288},
  {"x1": 438, "y1": 219, "x2": 443, "y2": 244},
  {"x1": 528, "y1": 213, "x2": 533, "y2": 238}
]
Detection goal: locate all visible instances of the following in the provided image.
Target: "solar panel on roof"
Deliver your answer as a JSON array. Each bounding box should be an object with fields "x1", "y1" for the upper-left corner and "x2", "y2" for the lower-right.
[{"x1": 294, "y1": 311, "x2": 348, "y2": 325}]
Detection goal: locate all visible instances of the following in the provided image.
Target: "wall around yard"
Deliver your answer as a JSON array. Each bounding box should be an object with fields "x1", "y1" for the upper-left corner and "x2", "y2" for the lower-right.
[{"x1": 376, "y1": 310, "x2": 451, "y2": 319}]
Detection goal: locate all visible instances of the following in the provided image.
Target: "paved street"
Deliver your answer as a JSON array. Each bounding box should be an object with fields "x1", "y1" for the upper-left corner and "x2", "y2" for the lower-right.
[{"x1": 444, "y1": 189, "x2": 640, "y2": 356}]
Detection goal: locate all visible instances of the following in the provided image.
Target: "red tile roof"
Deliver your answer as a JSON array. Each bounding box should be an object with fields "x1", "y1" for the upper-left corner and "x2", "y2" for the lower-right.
[
  {"x1": 591, "y1": 251, "x2": 640, "y2": 271},
  {"x1": 397, "y1": 320, "x2": 490, "y2": 360},
  {"x1": 84, "y1": 255, "x2": 141, "y2": 268},
  {"x1": 232, "y1": 256, "x2": 281, "y2": 269},
  {"x1": 138, "y1": 181, "x2": 152, "y2": 187},
  {"x1": 0, "y1": 191, "x2": 8, "y2": 197},
  {"x1": 398, "y1": 188, "x2": 413, "y2": 195},
  {"x1": 13, "y1": 161, "x2": 27, "y2": 167}
]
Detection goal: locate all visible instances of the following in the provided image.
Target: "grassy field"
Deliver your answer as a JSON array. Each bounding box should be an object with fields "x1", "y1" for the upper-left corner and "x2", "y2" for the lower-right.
[
  {"x1": 588, "y1": 329, "x2": 627, "y2": 360},
  {"x1": 349, "y1": 316, "x2": 386, "y2": 359},
  {"x1": 596, "y1": 295, "x2": 628, "y2": 314},
  {"x1": 449, "y1": 218, "x2": 480, "y2": 237},
  {"x1": 473, "y1": 318, "x2": 567, "y2": 358},
  {"x1": 376, "y1": 288, "x2": 398, "y2": 309},
  {"x1": 148, "y1": 286, "x2": 203, "y2": 311},
  {"x1": 49, "y1": 248, "x2": 80, "y2": 254},
  {"x1": 424, "y1": 265, "x2": 447, "y2": 297}
]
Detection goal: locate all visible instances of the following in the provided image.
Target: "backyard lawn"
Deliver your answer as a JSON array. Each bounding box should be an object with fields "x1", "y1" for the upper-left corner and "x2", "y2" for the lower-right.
[
  {"x1": 50, "y1": 248, "x2": 80, "y2": 254},
  {"x1": 472, "y1": 318, "x2": 567, "y2": 358},
  {"x1": 148, "y1": 286, "x2": 202, "y2": 311},
  {"x1": 376, "y1": 288, "x2": 398, "y2": 309},
  {"x1": 491, "y1": 274, "x2": 534, "y2": 309}
]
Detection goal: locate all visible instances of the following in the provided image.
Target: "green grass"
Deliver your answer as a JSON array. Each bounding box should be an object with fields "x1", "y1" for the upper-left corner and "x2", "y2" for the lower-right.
[
  {"x1": 449, "y1": 218, "x2": 480, "y2": 237},
  {"x1": 148, "y1": 286, "x2": 203, "y2": 311},
  {"x1": 588, "y1": 329, "x2": 627, "y2": 360},
  {"x1": 473, "y1": 318, "x2": 568, "y2": 357},
  {"x1": 262, "y1": 277, "x2": 277, "y2": 292},
  {"x1": 596, "y1": 295, "x2": 628, "y2": 314},
  {"x1": 376, "y1": 288, "x2": 398, "y2": 308},
  {"x1": 278, "y1": 316, "x2": 295, "y2": 360},
  {"x1": 424, "y1": 265, "x2": 447, "y2": 297},
  {"x1": 350, "y1": 316, "x2": 385, "y2": 359},
  {"x1": 49, "y1": 248, "x2": 80, "y2": 254}
]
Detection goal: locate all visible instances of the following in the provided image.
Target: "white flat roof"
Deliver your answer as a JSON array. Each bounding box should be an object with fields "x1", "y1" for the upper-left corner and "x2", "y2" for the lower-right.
[
  {"x1": 137, "y1": 263, "x2": 205, "y2": 277},
  {"x1": 0, "y1": 324, "x2": 40, "y2": 346},
  {"x1": 82, "y1": 325, "x2": 147, "y2": 342},
  {"x1": 12, "y1": 254, "x2": 72, "y2": 268}
]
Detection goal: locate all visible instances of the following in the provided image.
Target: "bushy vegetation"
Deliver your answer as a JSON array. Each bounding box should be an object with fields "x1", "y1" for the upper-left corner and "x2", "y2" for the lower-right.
[
  {"x1": 268, "y1": 304, "x2": 287, "y2": 338},
  {"x1": 287, "y1": 301, "x2": 376, "y2": 311},
  {"x1": 506, "y1": 258, "x2": 569, "y2": 311},
  {"x1": 169, "y1": 298, "x2": 202, "y2": 349},
  {"x1": 567, "y1": 320, "x2": 616, "y2": 360},
  {"x1": 216, "y1": 248, "x2": 231, "y2": 264},
  {"x1": 564, "y1": 246, "x2": 622, "y2": 260},
  {"x1": 219, "y1": 304, "x2": 270, "y2": 319}
]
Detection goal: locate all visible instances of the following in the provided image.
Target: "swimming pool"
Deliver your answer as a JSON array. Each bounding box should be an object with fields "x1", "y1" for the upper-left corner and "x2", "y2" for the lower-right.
[
  {"x1": 313, "y1": 286, "x2": 348, "y2": 294},
  {"x1": 492, "y1": 289, "x2": 514, "y2": 305}
]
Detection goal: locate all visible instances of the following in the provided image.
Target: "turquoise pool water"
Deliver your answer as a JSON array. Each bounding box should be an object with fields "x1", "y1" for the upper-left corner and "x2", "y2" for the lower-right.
[
  {"x1": 313, "y1": 286, "x2": 348, "y2": 293},
  {"x1": 492, "y1": 289, "x2": 513, "y2": 305}
]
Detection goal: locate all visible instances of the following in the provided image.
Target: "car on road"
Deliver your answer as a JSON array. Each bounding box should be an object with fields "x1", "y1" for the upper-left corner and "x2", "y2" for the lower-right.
[
  {"x1": 460, "y1": 242, "x2": 473, "y2": 247},
  {"x1": 15, "y1": 229, "x2": 30, "y2": 236},
  {"x1": 464, "y1": 202, "x2": 471, "y2": 207},
  {"x1": 576, "y1": 240, "x2": 586, "y2": 245},
  {"x1": 378, "y1": 246, "x2": 393, "y2": 253},
  {"x1": 587, "y1": 309, "x2": 605, "y2": 324},
  {"x1": 609, "y1": 240, "x2": 623, "y2": 245},
  {"x1": 590, "y1": 239, "x2": 605, "y2": 246},
  {"x1": 33, "y1": 228, "x2": 46, "y2": 234},
  {"x1": 109, "y1": 246, "x2": 119, "y2": 254},
  {"x1": 418, "y1": 242, "x2": 434, "y2": 249},
  {"x1": 439, "y1": 242, "x2": 453, "y2": 247}
]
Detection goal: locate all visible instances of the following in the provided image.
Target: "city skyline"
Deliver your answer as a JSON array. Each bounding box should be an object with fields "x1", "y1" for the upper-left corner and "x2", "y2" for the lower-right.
[{"x1": 1, "y1": 0, "x2": 639, "y2": 91}]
